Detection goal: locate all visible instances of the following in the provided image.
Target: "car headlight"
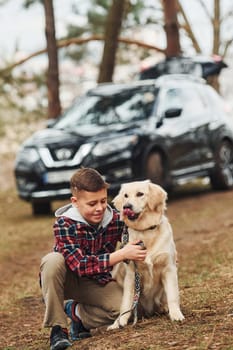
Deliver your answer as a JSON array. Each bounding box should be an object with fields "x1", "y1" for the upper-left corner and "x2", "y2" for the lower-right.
[
  {"x1": 92, "y1": 135, "x2": 138, "y2": 157},
  {"x1": 16, "y1": 147, "x2": 40, "y2": 164},
  {"x1": 73, "y1": 143, "x2": 93, "y2": 163}
]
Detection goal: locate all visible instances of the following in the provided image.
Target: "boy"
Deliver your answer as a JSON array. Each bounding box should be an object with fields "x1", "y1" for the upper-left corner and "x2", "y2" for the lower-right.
[{"x1": 40, "y1": 168, "x2": 147, "y2": 350}]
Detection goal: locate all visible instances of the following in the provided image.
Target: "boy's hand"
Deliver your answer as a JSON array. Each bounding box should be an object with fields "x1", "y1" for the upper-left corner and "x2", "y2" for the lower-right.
[{"x1": 121, "y1": 241, "x2": 147, "y2": 262}]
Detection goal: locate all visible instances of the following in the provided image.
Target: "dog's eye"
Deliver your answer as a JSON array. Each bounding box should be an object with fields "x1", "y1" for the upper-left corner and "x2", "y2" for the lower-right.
[
  {"x1": 136, "y1": 192, "x2": 144, "y2": 197},
  {"x1": 124, "y1": 193, "x2": 128, "y2": 198}
]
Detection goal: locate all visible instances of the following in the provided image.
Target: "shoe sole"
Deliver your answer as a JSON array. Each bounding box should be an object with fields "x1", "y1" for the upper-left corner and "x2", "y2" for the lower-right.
[
  {"x1": 71, "y1": 331, "x2": 92, "y2": 341},
  {"x1": 50, "y1": 339, "x2": 72, "y2": 350}
]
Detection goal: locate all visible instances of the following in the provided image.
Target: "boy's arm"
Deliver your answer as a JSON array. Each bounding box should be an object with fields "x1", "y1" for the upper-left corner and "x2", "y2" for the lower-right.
[{"x1": 53, "y1": 218, "x2": 111, "y2": 277}]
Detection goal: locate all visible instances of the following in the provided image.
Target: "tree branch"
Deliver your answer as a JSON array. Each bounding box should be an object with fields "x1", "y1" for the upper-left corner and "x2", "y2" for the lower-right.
[
  {"x1": 198, "y1": 0, "x2": 214, "y2": 24},
  {"x1": 220, "y1": 9, "x2": 233, "y2": 24},
  {"x1": 0, "y1": 35, "x2": 165, "y2": 74},
  {"x1": 177, "y1": 1, "x2": 202, "y2": 53},
  {"x1": 222, "y1": 37, "x2": 233, "y2": 58}
]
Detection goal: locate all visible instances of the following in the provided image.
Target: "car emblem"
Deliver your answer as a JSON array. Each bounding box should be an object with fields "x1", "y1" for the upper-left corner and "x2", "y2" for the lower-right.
[{"x1": 55, "y1": 148, "x2": 73, "y2": 160}]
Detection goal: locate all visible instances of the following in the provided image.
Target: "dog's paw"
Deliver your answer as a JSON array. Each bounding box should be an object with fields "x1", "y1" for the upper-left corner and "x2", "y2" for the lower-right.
[
  {"x1": 169, "y1": 309, "x2": 185, "y2": 321},
  {"x1": 107, "y1": 319, "x2": 120, "y2": 331},
  {"x1": 118, "y1": 316, "x2": 128, "y2": 328},
  {"x1": 107, "y1": 315, "x2": 129, "y2": 330}
]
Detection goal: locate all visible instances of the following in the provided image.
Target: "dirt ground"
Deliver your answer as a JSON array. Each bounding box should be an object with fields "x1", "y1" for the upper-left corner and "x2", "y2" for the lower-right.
[
  {"x1": 0, "y1": 165, "x2": 233, "y2": 350},
  {"x1": 0, "y1": 113, "x2": 233, "y2": 350}
]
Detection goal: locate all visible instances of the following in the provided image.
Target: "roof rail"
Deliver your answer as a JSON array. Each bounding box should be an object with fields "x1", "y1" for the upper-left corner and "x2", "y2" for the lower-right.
[{"x1": 156, "y1": 74, "x2": 206, "y2": 84}]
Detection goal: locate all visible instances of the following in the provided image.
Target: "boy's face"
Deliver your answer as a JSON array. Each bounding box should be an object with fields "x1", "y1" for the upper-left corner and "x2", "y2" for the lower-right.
[{"x1": 71, "y1": 188, "x2": 108, "y2": 225}]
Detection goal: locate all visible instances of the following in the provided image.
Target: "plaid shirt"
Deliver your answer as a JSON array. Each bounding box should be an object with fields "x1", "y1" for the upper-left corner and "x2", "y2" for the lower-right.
[{"x1": 53, "y1": 209, "x2": 126, "y2": 284}]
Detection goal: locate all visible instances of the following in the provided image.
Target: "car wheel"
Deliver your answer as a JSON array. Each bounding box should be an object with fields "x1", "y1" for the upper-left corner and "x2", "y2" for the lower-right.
[
  {"x1": 210, "y1": 140, "x2": 233, "y2": 190},
  {"x1": 32, "y1": 201, "x2": 52, "y2": 215},
  {"x1": 145, "y1": 151, "x2": 165, "y2": 186}
]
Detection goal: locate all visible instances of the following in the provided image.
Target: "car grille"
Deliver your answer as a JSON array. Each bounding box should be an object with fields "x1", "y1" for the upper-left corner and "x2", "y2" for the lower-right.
[{"x1": 50, "y1": 147, "x2": 77, "y2": 161}]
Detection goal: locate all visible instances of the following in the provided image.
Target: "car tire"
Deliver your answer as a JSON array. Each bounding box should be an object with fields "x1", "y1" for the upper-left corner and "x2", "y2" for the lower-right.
[
  {"x1": 145, "y1": 151, "x2": 166, "y2": 187},
  {"x1": 210, "y1": 140, "x2": 233, "y2": 190},
  {"x1": 32, "y1": 201, "x2": 52, "y2": 215}
]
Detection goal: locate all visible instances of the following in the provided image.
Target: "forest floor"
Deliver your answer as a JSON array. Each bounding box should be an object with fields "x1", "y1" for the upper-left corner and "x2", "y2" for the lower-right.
[{"x1": 0, "y1": 115, "x2": 233, "y2": 350}]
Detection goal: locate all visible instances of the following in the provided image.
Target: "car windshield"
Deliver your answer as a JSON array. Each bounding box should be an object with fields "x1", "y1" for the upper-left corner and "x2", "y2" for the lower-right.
[{"x1": 55, "y1": 86, "x2": 158, "y2": 129}]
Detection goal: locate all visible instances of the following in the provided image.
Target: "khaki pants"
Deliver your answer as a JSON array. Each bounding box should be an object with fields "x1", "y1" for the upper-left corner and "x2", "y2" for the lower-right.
[{"x1": 40, "y1": 252, "x2": 123, "y2": 329}]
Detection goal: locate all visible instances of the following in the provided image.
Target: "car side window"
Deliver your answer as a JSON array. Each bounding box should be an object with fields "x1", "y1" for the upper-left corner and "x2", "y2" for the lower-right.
[
  {"x1": 203, "y1": 84, "x2": 232, "y2": 118},
  {"x1": 162, "y1": 88, "x2": 183, "y2": 111},
  {"x1": 115, "y1": 88, "x2": 157, "y2": 123},
  {"x1": 181, "y1": 87, "x2": 206, "y2": 116},
  {"x1": 161, "y1": 86, "x2": 206, "y2": 118}
]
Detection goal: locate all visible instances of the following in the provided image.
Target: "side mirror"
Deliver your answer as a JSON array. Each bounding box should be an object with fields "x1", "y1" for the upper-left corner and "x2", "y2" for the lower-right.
[
  {"x1": 46, "y1": 118, "x2": 57, "y2": 128},
  {"x1": 164, "y1": 107, "x2": 182, "y2": 119}
]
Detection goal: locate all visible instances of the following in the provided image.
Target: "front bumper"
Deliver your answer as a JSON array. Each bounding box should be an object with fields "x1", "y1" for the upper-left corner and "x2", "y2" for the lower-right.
[{"x1": 15, "y1": 161, "x2": 135, "y2": 202}]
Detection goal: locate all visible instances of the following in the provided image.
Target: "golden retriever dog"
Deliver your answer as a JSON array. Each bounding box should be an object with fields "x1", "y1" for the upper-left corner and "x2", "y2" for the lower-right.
[{"x1": 108, "y1": 180, "x2": 184, "y2": 330}]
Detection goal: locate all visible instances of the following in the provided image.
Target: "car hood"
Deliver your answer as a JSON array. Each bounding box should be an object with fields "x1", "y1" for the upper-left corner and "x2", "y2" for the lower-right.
[
  {"x1": 23, "y1": 128, "x2": 85, "y2": 148},
  {"x1": 22, "y1": 122, "x2": 143, "y2": 148}
]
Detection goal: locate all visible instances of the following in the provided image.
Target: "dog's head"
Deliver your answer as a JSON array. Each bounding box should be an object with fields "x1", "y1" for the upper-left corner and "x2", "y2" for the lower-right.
[{"x1": 113, "y1": 180, "x2": 167, "y2": 230}]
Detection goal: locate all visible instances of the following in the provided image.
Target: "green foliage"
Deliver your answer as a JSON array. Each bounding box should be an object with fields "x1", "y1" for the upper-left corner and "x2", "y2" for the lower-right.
[
  {"x1": 63, "y1": 0, "x2": 163, "y2": 65},
  {"x1": 0, "y1": 118, "x2": 5, "y2": 137},
  {"x1": 0, "y1": 67, "x2": 47, "y2": 116},
  {"x1": 65, "y1": 24, "x2": 86, "y2": 39},
  {"x1": 65, "y1": 46, "x2": 87, "y2": 62},
  {"x1": 0, "y1": 0, "x2": 165, "y2": 114},
  {"x1": 23, "y1": 0, "x2": 43, "y2": 8},
  {"x1": 68, "y1": 0, "x2": 162, "y2": 35}
]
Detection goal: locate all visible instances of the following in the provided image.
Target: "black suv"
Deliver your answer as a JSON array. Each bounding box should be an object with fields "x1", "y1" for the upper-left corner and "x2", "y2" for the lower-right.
[{"x1": 14, "y1": 75, "x2": 233, "y2": 214}]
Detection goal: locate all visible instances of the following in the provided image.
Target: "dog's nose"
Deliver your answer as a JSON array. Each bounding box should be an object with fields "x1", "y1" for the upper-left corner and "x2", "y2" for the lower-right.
[{"x1": 123, "y1": 203, "x2": 133, "y2": 210}]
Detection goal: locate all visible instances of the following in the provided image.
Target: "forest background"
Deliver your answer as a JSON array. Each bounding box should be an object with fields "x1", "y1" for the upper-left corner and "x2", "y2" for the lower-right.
[{"x1": 0, "y1": 0, "x2": 233, "y2": 121}]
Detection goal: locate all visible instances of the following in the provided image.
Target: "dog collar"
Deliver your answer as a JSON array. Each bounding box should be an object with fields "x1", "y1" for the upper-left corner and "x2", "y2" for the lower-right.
[
  {"x1": 144, "y1": 216, "x2": 163, "y2": 231},
  {"x1": 147, "y1": 224, "x2": 157, "y2": 230}
]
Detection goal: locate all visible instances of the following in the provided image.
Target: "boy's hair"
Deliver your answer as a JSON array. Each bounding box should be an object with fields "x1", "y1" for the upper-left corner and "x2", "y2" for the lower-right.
[{"x1": 70, "y1": 168, "x2": 109, "y2": 195}]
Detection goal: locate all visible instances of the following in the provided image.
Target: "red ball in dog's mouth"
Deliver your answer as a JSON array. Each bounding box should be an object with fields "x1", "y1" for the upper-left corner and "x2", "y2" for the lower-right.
[{"x1": 123, "y1": 208, "x2": 140, "y2": 221}]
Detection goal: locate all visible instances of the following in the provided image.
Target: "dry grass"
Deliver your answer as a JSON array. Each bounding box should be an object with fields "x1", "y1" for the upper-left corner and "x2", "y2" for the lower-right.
[{"x1": 0, "y1": 185, "x2": 233, "y2": 350}]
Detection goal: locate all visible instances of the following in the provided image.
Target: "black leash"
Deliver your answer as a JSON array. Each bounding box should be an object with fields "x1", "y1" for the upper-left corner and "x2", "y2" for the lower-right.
[
  {"x1": 132, "y1": 262, "x2": 141, "y2": 325},
  {"x1": 119, "y1": 230, "x2": 145, "y2": 325}
]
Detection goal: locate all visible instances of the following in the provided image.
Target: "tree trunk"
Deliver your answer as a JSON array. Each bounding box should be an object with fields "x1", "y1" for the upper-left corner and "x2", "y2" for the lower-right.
[
  {"x1": 98, "y1": 0, "x2": 125, "y2": 83},
  {"x1": 162, "y1": 0, "x2": 181, "y2": 57},
  {"x1": 213, "y1": 0, "x2": 220, "y2": 55},
  {"x1": 43, "y1": 0, "x2": 61, "y2": 118}
]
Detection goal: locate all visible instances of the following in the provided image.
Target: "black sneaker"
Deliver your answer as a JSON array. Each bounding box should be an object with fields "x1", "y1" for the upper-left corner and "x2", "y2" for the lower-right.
[
  {"x1": 50, "y1": 325, "x2": 72, "y2": 350},
  {"x1": 64, "y1": 300, "x2": 91, "y2": 341}
]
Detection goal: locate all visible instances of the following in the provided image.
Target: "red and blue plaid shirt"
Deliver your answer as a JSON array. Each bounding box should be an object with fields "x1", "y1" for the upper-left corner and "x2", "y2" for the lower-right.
[{"x1": 53, "y1": 209, "x2": 126, "y2": 284}]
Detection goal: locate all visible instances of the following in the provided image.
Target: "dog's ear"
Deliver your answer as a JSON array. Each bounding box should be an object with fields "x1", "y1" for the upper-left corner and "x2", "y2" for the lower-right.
[
  {"x1": 112, "y1": 192, "x2": 123, "y2": 211},
  {"x1": 147, "y1": 183, "x2": 167, "y2": 214}
]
